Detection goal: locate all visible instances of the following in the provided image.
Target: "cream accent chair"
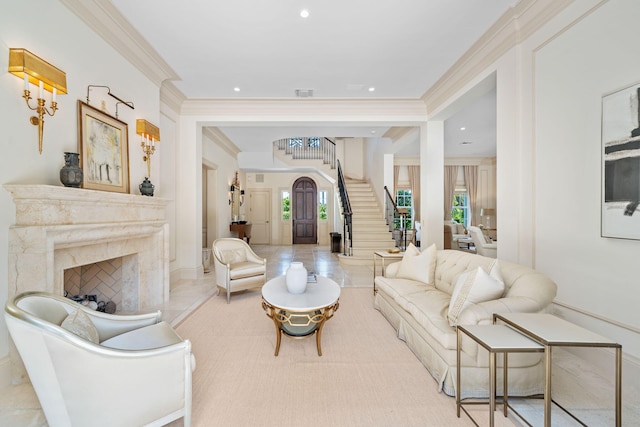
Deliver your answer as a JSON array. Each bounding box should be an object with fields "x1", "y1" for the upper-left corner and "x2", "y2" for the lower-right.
[
  {"x1": 5, "y1": 291, "x2": 195, "y2": 427},
  {"x1": 468, "y1": 225, "x2": 497, "y2": 258},
  {"x1": 212, "y1": 237, "x2": 267, "y2": 303}
]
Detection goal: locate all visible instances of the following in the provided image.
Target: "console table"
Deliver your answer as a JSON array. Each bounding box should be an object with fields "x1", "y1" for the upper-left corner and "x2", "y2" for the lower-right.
[{"x1": 230, "y1": 222, "x2": 251, "y2": 244}]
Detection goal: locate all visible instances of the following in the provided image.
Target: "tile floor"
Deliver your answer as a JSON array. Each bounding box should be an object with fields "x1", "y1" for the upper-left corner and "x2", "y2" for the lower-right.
[{"x1": 0, "y1": 245, "x2": 637, "y2": 426}]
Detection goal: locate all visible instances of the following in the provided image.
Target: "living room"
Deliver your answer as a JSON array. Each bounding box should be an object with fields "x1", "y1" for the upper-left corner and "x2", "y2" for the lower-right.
[{"x1": 1, "y1": 0, "x2": 639, "y2": 425}]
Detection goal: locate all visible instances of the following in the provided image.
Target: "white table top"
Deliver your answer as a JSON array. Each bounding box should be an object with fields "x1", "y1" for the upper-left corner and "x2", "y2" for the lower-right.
[
  {"x1": 496, "y1": 313, "x2": 620, "y2": 347},
  {"x1": 458, "y1": 325, "x2": 543, "y2": 351},
  {"x1": 373, "y1": 250, "x2": 405, "y2": 258},
  {"x1": 262, "y1": 275, "x2": 341, "y2": 311}
]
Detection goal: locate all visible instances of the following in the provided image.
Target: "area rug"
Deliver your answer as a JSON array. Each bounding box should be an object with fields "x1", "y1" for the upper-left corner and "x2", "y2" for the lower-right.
[{"x1": 176, "y1": 287, "x2": 517, "y2": 427}]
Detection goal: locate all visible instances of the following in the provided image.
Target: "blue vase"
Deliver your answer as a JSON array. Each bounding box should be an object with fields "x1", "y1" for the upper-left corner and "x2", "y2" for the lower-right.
[
  {"x1": 60, "y1": 152, "x2": 83, "y2": 188},
  {"x1": 139, "y1": 177, "x2": 155, "y2": 196}
]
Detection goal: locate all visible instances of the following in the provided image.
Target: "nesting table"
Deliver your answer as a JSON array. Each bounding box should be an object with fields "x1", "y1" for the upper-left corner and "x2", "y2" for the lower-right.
[
  {"x1": 457, "y1": 314, "x2": 622, "y2": 426},
  {"x1": 456, "y1": 324, "x2": 544, "y2": 426},
  {"x1": 261, "y1": 275, "x2": 340, "y2": 356},
  {"x1": 494, "y1": 313, "x2": 622, "y2": 427}
]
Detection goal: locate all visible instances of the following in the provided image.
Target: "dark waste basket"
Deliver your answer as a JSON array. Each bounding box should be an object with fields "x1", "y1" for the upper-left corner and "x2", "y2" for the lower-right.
[{"x1": 330, "y1": 232, "x2": 341, "y2": 253}]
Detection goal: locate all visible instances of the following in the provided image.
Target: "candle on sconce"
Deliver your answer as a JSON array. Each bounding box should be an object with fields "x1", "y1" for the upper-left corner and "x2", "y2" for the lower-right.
[
  {"x1": 23, "y1": 74, "x2": 29, "y2": 91},
  {"x1": 38, "y1": 81, "x2": 44, "y2": 99},
  {"x1": 52, "y1": 87, "x2": 57, "y2": 103}
]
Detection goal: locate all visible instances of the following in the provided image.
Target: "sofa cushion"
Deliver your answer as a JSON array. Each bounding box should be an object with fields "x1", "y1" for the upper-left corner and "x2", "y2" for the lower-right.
[
  {"x1": 61, "y1": 309, "x2": 99, "y2": 344},
  {"x1": 447, "y1": 260, "x2": 505, "y2": 326},
  {"x1": 396, "y1": 243, "x2": 436, "y2": 284},
  {"x1": 405, "y1": 289, "x2": 458, "y2": 350},
  {"x1": 375, "y1": 276, "x2": 431, "y2": 312}
]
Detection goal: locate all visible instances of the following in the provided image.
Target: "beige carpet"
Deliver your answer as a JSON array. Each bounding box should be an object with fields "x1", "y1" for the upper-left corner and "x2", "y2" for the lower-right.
[{"x1": 176, "y1": 287, "x2": 518, "y2": 427}]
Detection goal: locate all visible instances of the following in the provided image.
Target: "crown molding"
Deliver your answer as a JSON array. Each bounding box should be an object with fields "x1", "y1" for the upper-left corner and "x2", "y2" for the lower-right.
[
  {"x1": 160, "y1": 81, "x2": 187, "y2": 114},
  {"x1": 180, "y1": 98, "x2": 428, "y2": 124},
  {"x1": 59, "y1": 0, "x2": 179, "y2": 87},
  {"x1": 383, "y1": 126, "x2": 416, "y2": 141},
  {"x1": 421, "y1": 0, "x2": 573, "y2": 114},
  {"x1": 203, "y1": 127, "x2": 240, "y2": 158}
]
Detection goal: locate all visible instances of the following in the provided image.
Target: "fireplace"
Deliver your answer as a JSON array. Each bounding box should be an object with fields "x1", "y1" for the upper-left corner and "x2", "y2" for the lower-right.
[
  {"x1": 5, "y1": 184, "x2": 171, "y2": 314},
  {"x1": 5, "y1": 184, "x2": 171, "y2": 382}
]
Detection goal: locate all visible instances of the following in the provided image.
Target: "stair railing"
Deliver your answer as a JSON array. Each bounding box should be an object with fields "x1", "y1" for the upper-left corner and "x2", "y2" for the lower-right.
[
  {"x1": 384, "y1": 186, "x2": 409, "y2": 250},
  {"x1": 337, "y1": 160, "x2": 352, "y2": 255},
  {"x1": 275, "y1": 137, "x2": 336, "y2": 169}
]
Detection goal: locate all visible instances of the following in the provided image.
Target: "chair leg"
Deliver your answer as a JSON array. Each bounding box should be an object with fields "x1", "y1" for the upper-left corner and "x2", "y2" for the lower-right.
[{"x1": 227, "y1": 287, "x2": 231, "y2": 304}]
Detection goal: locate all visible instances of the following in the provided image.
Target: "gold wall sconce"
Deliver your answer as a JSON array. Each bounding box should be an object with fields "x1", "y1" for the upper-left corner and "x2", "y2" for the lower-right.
[
  {"x1": 8, "y1": 48, "x2": 67, "y2": 154},
  {"x1": 136, "y1": 119, "x2": 160, "y2": 178}
]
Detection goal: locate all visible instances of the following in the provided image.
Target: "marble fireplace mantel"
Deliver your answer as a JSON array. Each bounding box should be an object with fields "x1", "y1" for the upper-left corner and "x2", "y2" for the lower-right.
[{"x1": 4, "y1": 184, "x2": 171, "y2": 310}]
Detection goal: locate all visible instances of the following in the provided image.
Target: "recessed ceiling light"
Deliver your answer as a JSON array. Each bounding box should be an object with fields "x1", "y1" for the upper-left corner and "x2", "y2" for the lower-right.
[
  {"x1": 300, "y1": 9, "x2": 310, "y2": 18},
  {"x1": 368, "y1": 87, "x2": 376, "y2": 92},
  {"x1": 234, "y1": 87, "x2": 240, "y2": 92},
  {"x1": 460, "y1": 127, "x2": 466, "y2": 131},
  {"x1": 371, "y1": 130, "x2": 377, "y2": 134}
]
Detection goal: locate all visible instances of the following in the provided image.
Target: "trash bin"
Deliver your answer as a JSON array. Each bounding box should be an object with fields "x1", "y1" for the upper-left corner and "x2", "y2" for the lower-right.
[{"x1": 330, "y1": 232, "x2": 341, "y2": 253}]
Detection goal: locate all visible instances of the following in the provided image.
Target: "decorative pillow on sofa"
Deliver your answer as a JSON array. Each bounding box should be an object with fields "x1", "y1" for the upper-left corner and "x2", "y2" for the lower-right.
[
  {"x1": 61, "y1": 309, "x2": 99, "y2": 344},
  {"x1": 396, "y1": 243, "x2": 436, "y2": 285},
  {"x1": 447, "y1": 261, "x2": 505, "y2": 326}
]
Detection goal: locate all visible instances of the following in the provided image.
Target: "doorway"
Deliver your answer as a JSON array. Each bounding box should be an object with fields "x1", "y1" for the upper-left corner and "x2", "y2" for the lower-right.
[{"x1": 292, "y1": 177, "x2": 317, "y2": 244}]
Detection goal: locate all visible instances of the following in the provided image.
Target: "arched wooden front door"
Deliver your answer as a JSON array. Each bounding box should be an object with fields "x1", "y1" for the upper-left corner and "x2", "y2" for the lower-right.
[{"x1": 292, "y1": 177, "x2": 317, "y2": 244}]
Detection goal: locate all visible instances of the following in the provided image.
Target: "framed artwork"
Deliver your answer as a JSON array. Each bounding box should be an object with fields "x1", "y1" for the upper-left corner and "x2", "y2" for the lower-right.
[
  {"x1": 601, "y1": 81, "x2": 640, "y2": 239},
  {"x1": 77, "y1": 100, "x2": 130, "y2": 193}
]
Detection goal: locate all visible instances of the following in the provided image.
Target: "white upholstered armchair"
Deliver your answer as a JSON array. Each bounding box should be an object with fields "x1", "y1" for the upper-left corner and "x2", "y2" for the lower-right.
[
  {"x1": 5, "y1": 291, "x2": 194, "y2": 427},
  {"x1": 212, "y1": 237, "x2": 267, "y2": 303},
  {"x1": 467, "y1": 225, "x2": 497, "y2": 258}
]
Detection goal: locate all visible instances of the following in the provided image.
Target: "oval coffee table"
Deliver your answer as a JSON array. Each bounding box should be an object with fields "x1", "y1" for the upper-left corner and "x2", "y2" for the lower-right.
[{"x1": 261, "y1": 275, "x2": 340, "y2": 356}]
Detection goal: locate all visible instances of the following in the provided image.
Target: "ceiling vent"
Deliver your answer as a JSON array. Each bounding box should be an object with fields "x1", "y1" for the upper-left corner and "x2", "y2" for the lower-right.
[
  {"x1": 295, "y1": 89, "x2": 314, "y2": 98},
  {"x1": 255, "y1": 173, "x2": 265, "y2": 183}
]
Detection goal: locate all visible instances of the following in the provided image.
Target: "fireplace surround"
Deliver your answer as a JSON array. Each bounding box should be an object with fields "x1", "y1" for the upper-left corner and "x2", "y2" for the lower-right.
[
  {"x1": 5, "y1": 184, "x2": 171, "y2": 382},
  {"x1": 5, "y1": 184, "x2": 171, "y2": 310}
]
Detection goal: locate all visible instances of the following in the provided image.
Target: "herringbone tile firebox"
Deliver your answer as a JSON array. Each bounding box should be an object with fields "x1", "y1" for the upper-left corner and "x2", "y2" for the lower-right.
[{"x1": 64, "y1": 257, "x2": 123, "y2": 311}]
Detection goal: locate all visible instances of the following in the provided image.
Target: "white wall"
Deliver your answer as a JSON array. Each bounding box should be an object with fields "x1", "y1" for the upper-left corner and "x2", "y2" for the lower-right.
[
  {"x1": 0, "y1": 1, "x2": 161, "y2": 386},
  {"x1": 533, "y1": 0, "x2": 640, "y2": 358}
]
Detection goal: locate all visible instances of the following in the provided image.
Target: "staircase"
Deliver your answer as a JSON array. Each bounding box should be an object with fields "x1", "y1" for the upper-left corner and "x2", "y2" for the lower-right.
[{"x1": 339, "y1": 178, "x2": 395, "y2": 266}]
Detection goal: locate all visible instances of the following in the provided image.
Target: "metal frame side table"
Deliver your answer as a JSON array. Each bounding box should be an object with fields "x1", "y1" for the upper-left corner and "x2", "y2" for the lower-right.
[
  {"x1": 457, "y1": 324, "x2": 544, "y2": 427},
  {"x1": 373, "y1": 250, "x2": 404, "y2": 294},
  {"x1": 494, "y1": 313, "x2": 622, "y2": 427}
]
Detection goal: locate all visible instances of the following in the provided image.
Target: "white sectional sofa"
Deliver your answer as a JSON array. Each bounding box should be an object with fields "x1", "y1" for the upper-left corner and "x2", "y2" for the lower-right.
[{"x1": 374, "y1": 246, "x2": 557, "y2": 398}]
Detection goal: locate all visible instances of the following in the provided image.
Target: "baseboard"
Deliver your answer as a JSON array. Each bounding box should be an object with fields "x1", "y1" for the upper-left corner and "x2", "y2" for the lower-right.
[
  {"x1": 169, "y1": 266, "x2": 201, "y2": 286},
  {"x1": 551, "y1": 302, "x2": 640, "y2": 390},
  {"x1": 0, "y1": 356, "x2": 10, "y2": 390}
]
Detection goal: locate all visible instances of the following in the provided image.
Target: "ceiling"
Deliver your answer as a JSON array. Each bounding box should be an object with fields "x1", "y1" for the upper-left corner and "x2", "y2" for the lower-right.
[{"x1": 109, "y1": 0, "x2": 514, "y2": 157}]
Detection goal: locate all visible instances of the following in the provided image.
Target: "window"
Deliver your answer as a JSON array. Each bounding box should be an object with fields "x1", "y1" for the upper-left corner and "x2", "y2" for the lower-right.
[
  {"x1": 394, "y1": 189, "x2": 413, "y2": 229},
  {"x1": 452, "y1": 193, "x2": 469, "y2": 227},
  {"x1": 281, "y1": 191, "x2": 290, "y2": 220},
  {"x1": 318, "y1": 191, "x2": 327, "y2": 220},
  {"x1": 288, "y1": 137, "x2": 321, "y2": 148}
]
